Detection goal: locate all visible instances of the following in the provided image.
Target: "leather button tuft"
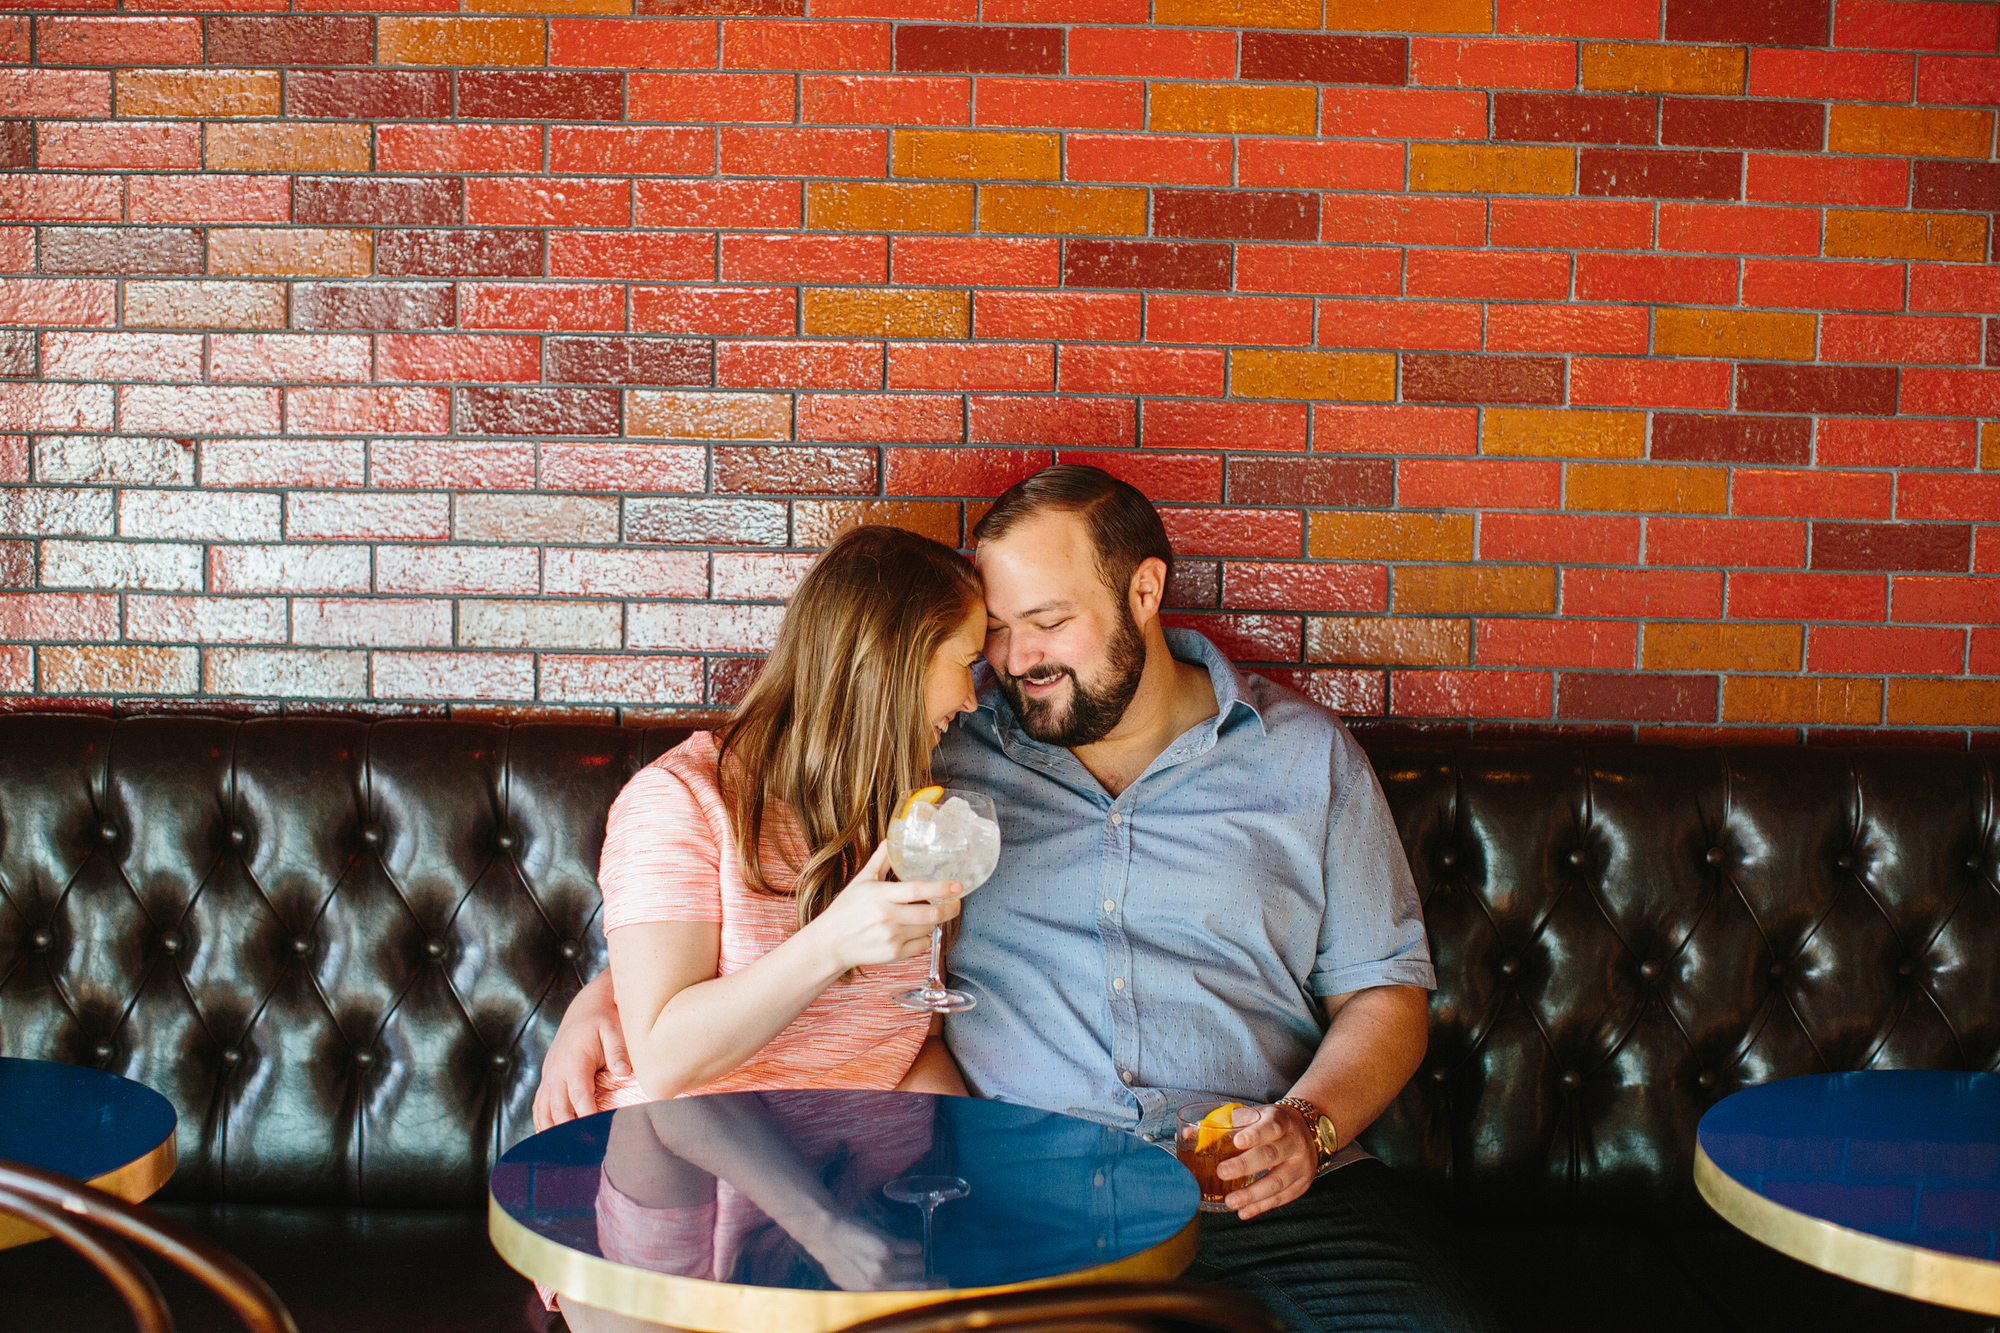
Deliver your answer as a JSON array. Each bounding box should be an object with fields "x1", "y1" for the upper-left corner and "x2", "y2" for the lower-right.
[
  {"x1": 492, "y1": 1053, "x2": 510, "y2": 1070},
  {"x1": 1835, "y1": 853, "x2": 1853, "y2": 870},
  {"x1": 228, "y1": 826, "x2": 247, "y2": 848},
  {"x1": 1561, "y1": 1071, "x2": 1581, "y2": 1090},
  {"x1": 1705, "y1": 847, "x2": 1724, "y2": 866},
  {"x1": 354, "y1": 1051, "x2": 374, "y2": 1068},
  {"x1": 94, "y1": 1042, "x2": 112, "y2": 1060},
  {"x1": 496, "y1": 832, "x2": 515, "y2": 851},
  {"x1": 30, "y1": 929, "x2": 51, "y2": 952},
  {"x1": 1897, "y1": 959, "x2": 1915, "y2": 977},
  {"x1": 1430, "y1": 1068, "x2": 1449, "y2": 1084},
  {"x1": 1568, "y1": 850, "x2": 1586, "y2": 867},
  {"x1": 1770, "y1": 961, "x2": 1786, "y2": 977},
  {"x1": 291, "y1": 935, "x2": 311, "y2": 955},
  {"x1": 1968, "y1": 858, "x2": 1982, "y2": 871},
  {"x1": 361, "y1": 826, "x2": 381, "y2": 846},
  {"x1": 1698, "y1": 1071, "x2": 1716, "y2": 1089},
  {"x1": 1498, "y1": 956, "x2": 1519, "y2": 977},
  {"x1": 559, "y1": 940, "x2": 579, "y2": 961},
  {"x1": 425, "y1": 939, "x2": 444, "y2": 959},
  {"x1": 160, "y1": 932, "x2": 181, "y2": 955},
  {"x1": 99, "y1": 823, "x2": 118, "y2": 844},
  {"x1": 1638, "y1": 960, "x2": 1662, "y2": 982},
  {"x1": 221, "y1": 1049, "x2": 241, "y2": 1065},
  {"x1": 1439, "y1": 851, "x2": 1457, "y2": 868}
]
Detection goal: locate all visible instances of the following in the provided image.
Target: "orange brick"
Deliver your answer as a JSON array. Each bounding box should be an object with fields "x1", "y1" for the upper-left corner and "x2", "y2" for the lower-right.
[
  {"x1": 794, "y1": 499, "x2": 958, "y2": 547},
  {"x1": 1567, "y1": 463, "x2": 1728, "y2": 513},
  {"x1": 1829, "y1": 105, "x2": 1994, "y2": 160},
  {"x1": 1307, "y1": 512, "x2": 1473, "y2": 561},
  {"x1": 1825, "y1": 209, "x2": 1988, "y2": 263},
  {"x1": 1155, "y1": 0, "x2": 1320, "y2": 27},
  {"x1": 1983, "y1": 422, "x2": 1999, "y2": 469},
  {"x1": 40, "y1": 646, "x2": 196, "y2": 696},
  {"x1": 1886, "y1": 680, "x2": 2000, "y2": 727},
  {"x1": 891, "y1": 130, "x2": 1059, "y2": 181},
  {"x1": 802, "y1": 287, "x2": 969, "y2": 337},
  {"x1": 1481, "y1": 407, "x2": 1645, "y2": 458},
  {"x1": 1231, "y1": 350, "x2": 1395, "y2": 401},
  {"x1": 979, "y1": 184, "x2": 1145, "y2": 235},
  {"x1": 1643, "y1": 622, "x2": 1802, "y2": 672},
  {"x1": 210, "y1": 229, "x2": 370, "y2": 278},
  {"x1": 1653, "y1": 309, "x2": 1817, "y2": 361},
  {"x1": 628, "y1": 391, "x2": 790, "y2": 440},
  {"x1": 1396, "y1": 566, "x2": 1557, "y2": 614},
  {"x1": 1305, "y1": 616, "x2": 1469, "y2": 665},
  {"x1": 1149, "y1": 84, "x2": 1317, "y2": 136},
  {"x1": 378, "y1": 18, "x2": 544, "y2": 67},
  {"x1": 1584, "y1": 42, "x2": 1744, "y2": 94},
  {"x1": 1409, "y1": 144, "x2": 1574, "y2": 195},
  {"x1": 123, "y1": 281, "x2": 285, "y2": 330},
  {"x1": 472, "y1": 0, "x2": 626, "y2": 12},
  {"x1": 115, "y1": 70, "x2": 280, "y2": 118},
  {"x1": 1721, "y1": 675, "x2": 1882, "y2": 725},
  {"x1": 205, "y1": 125, "x2": 369, "y2": 173},
  {"x1": 1326, "y1": 0, "x2": 1492, "y2": 31},
  {"x1": 805, "y1": 182, "x2": 975, "y2": 233}
]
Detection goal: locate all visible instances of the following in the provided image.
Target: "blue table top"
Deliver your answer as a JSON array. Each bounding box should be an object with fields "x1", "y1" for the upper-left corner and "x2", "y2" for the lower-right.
[
  {"x1": 1697, "y1": 1071, "x2": 1999, "y2": 1263},
  {"x1": 0, "y1": 1056, "x2": 177, "y2": 1183},
  {"x1": 493, "y1": 1089, "x2": 1198, "y2": 1295}
]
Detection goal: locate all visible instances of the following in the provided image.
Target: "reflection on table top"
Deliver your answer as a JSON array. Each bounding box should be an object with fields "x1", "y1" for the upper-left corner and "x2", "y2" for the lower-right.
[
  {"x1": 1695, "y1": 1070, "x2": 1998, "y2": 1315},
  {"x1": 491, "y1": 1089, "x2": 1200, "y2": 1330},
  {"x1": 0, "y1": 1056, "x2": 179, "y2": 1250}
]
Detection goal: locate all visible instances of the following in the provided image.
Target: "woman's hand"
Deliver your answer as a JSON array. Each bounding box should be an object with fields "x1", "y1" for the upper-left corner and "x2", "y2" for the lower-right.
[
  {"x1": 805, "y1": 842, "x2": 963, "y2": 973},
  {"x1": 796, "y1": 1214, "x2": 926, "y2": 1291},
  {"x1": 533, "y1": 969, "x2": 630, "y2": 1132}
]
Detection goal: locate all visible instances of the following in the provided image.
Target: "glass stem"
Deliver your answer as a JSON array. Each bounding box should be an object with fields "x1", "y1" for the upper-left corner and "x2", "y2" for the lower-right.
[{"x1": 926, "y1": 924, "x2": 946, "y2": 994}]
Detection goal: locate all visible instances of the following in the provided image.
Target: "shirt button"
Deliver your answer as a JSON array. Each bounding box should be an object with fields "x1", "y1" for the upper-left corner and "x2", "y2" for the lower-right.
[
  {"x1": 1109, "y1": 812, "x2": 1122, "y2": 826},
  {"x1": 1120, "y1": 1070, "x2": 1134, "y2": 1085},
  {"x1": 1103, "y1": 899, "x2": 1115, "y2": 913},
  {"x1": 1112, "y1": 977, "x2": 1124, "y2": 991},
  {"x1": 1094, "y1": 1172, "x2": 1105, "y2": 1187}
]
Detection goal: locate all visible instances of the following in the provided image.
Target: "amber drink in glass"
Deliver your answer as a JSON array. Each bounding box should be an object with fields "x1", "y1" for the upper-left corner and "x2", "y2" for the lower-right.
[{"x1": 1175, "y1": 1101, "x2": 1243, "y2": 1214}]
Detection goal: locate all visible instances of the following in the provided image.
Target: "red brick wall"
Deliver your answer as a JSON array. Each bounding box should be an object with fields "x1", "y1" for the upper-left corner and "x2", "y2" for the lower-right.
[{"x1": 2, "y1": 0, "x2": 1997, "y2": 742}]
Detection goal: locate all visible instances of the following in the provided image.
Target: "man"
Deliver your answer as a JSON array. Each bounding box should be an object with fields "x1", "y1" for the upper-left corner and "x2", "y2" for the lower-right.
[{"x1": 540, "y1": 466, "x2": 1500, "y2": 1332}]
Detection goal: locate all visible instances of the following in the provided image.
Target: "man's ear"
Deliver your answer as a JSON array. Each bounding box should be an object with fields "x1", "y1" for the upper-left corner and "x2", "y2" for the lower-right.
[{"x1": 1127, "y1": 556, "x2": 1168, "y2": 624}]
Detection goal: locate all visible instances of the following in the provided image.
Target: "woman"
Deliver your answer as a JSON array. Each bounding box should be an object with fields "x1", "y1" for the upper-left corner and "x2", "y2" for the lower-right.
[{"x1": 540, "y1": 524, "x2": 985, "y2": 1325}]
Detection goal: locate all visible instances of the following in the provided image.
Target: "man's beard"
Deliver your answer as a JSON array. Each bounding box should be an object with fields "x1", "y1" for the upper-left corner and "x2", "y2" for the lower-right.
[{"x1": 994, "y1": 605, "x2": 1147, "y2": 748}]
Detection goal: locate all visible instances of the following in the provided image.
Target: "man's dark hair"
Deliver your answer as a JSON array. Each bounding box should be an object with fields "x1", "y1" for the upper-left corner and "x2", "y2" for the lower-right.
[{"x1": 972, "y1": 465, "x2": 1173, "y2": 600}]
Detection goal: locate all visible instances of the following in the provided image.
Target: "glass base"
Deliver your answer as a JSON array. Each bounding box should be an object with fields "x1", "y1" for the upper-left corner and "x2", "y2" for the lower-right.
[
  {"x1": 893, "y1": 985, "x2": 976, "y2": 1014},
  {"x1": 1197, "y1": 1199, "x2": 1234, "y2": 1213}
]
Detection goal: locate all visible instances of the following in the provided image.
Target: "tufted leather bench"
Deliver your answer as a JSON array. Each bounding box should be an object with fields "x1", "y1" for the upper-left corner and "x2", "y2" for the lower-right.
[{"x1": 2, "y1": 714, "x2": 1995, "y2": 1333}]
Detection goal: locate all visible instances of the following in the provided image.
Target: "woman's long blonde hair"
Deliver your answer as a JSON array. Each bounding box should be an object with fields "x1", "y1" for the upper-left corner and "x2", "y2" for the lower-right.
[{"x1": 716, "y1": 524, "x2": 983, "y2": 930}]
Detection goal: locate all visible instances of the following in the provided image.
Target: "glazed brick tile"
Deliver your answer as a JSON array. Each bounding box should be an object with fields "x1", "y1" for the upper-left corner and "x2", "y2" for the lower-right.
[
  {"x1": 1488, "y1": 200, "x2": 1654, "y2": 251},
  {"x1": 1322, "y1": 88, "x2": 1489, "y2": 141},
  {"x1": 895, "y1": 25, "x2": 1062, "y2": 75},
  {"x1": 1402, "y1": 354, "x2": 1564, "y2": 405},
  {"x1": 1230, "y1": 568, "x2": 1390, "y2": 617},
  {"x1": 549, "y1": 18, "x2": 720, "y2": 68},
  {"x1": 286, "y1": 387, "x2": 450, "y2": 437},
  {"x1": 376, "y1": 19, "x2": 544, "y2": 70},
  {"x1": 804, "y1": 75, "x2": 971, "y2": 126},
  {"x1": 1643, "y1": 517, "x2": 1805, "y2": 568},
  {"x1": 629, "y1": 74, "x2": 797, "y2": 122},
  {"x1": 1478, "y1": 512, "x2": 1641, "y2": 563},
  {"x1": 1147, "y1": 294, "x2": 1314, "y2": 347},
  {"x1": 1665, "y1": 0, "x2": 1831, "y2": 45},
  {"x1": 1229, "y1": 457, "x2": 1394, "y2": 507},
  {"x1": 208, "y1": 333, "x2": 371, "y2": 384},
  {"x1": 971, "y1": 395, "x2": 1134, "y2": 446},
  {"x1": 1493, "y1": 92, "x2": 1656, "y2": 145},
  {"x1": 1153, "y1": 84, "x2": 1319, "y2": 137},
  {"x1": 723, "y1": 128, "x2": 887, "y2": 178},
  {"x1": 463, "y1": 283, "x2": 624, "y2": 333},
  {"x1": 547, "y1": 337, "x2": 714, "y2": 387},
  {"x1": 1912, "y1": 162, "x2": 2000, "y2": 214},
  {"x1": 1240, "y1": 248, "x2": 1401, "y2": 298},
  {"x1": 718, "y1": 341, "x2": 882, "y2": 390},
  {"x1": 1829, "y1": 105, "x2": 1993, "y2": 161},
  {"x1": 626, "y1": 391, "x2": 790, "y2": 442},
  {"x1": 1066, "y1": 28, "x2": 1236, "y2": 79},
  {"x1": 1893, "y1": 576, "x2": 2000, "y2": 625},
  {"x1": 292, "y1": 282, "x2": 456, "y2": 332},
  {"x1": 1576, "y1": 253, "x2": 1738, "y2": 304},
  {"x1": 295, "y1": 177, "x2": 461, "y2": 228},
  {"x1": 1807, "y1": 625, "x2": 1964, "y2": 677},
  {"x1": 376, "y1": 230, "x2": 545, "y2": 279},
  {"x1": 549, "y1": 233, "x2": 716, "y2": 281},
  {"x1": 1238, "y1": 33, "x2": 1408, "y2": 86},
  {"x1": 376, "y1": 335, "x2": 540, "y2": 385},
  {"x1": 894, "y1": 237, "x2": 1059, "y2": 286},
  {"x1": 1729, "y1": 571, "x2": 1887, "y2": 622},
  {"x1": 1741, "y1": 259, "x2": 1903, "y2": 312},
  {"x1": 35, "y1": 122, "x2": 199, "y2": 172},
  {"x1": 0, "y1": 123, "x2": 29, "y2": 173},
  {"x1": 1317, "y1": 300, "x2": 1481, "y2": 351},
  {"x1": 467, "y1": 178, "x2": 632, "y2": 229},
  {"x1": 1899, "y1": 368, "x2": 2000, "y2": 416},
  {"x1": 715, "y1": 445, "x2": 876, "y2": 494},
  {"x1": 1315, "y1": 404, "x2": 1476, "y2": 455},
  {"x1": 121, "y1": 282, "x2": 279, "y2": 333},
  {"x1": 1748, "y1": 47, "x2": 1911, "y2": 100},
  {"x1": 287, "y1": 71, "x2": 451, "y2": 120},
  {"x1": 975, "y1": 78, "x2": 1143, "y2": 130},
  {"x1": 42, "y1": 333, "x2": 203, "y2": 383},
  {"x1": 1478, "y1": 620, "x2": 1637, "y2": 669},
  {"x1": 116, "y1": 70, "x2": 281, "y2": 121},
  {"x1": 1143, "y1": 400, "x2": 1309, "y2": 451},
  {"x1": 633, "y1": 286, "x2": 796, "y2": 336},
  {"x1": 1579, "y1": 148, "x2": 1742, "y2": 200},
  {"x1": 375, "y1": 125, "x2": 543, "y2": 175},
  {"x1": 0, "y1": 71, "x2": 111, "y2": 120},
  {"x1": 37, "y1": 17, "x2": 203, "y2": 67},
  {"x1": 986, "y1": 0, "x2": 1149, "y2": 20},
  {"x1": 795, "y1": 393, "x2": 962, "y2": 443},
  {"x1": 1055, "y1": 449, "x2": 1218, "y2": 502},
  {"x1": 885, "y1": 446, "x2": 1050, "y2": 495},
  {"x1": 1653, "y1": 413, "x2": 1811, "y2": 465},
  {"x1": 1159, "y1": 507, "x2": 1303, "y2": 560},
  {"x1": 460, "y1": 71, "x2": 625, "y2": 122},
  {"x1": 1910, "y1": 265, "x2": 2000, "y2": 314},
  {"x1": 1918, "y1": 54, "x2": 2000, "y2": 105},
  {"x1": 1059, "y1": 345, "x2": 1226, "y2": 397},
  {"x1": 1732, "y1": 467, "x2": 1892, "y2": 520},
  {"x1": 38, "y1": 228, "x2": 204, "y2": 277},
  {"x1": 1155, "y1": 612, "x2": 1302, "y2": 663},
  {"x1": 1408, "y1": 144, "x2": 1573, "y2": 195},
  {"x1": 1897, "y1": 473, "x2": 2000, "y2": 522},
  {"x1": 0, "y1": 176, "x2": 123, "y2": 224},
  {"x1": 554, "y1": 127, "x2": 715, "y2": 176},
  {"x1": 1736, "y1": 365, "x2": 1899, "y2": 416},
  {"x1": 1390, "y1": 670, "x2": 1551, "y2": 721},
  {"x1": 1406, "y1": 250, "x2": 1571, "y2": 300},
  {"x1": 1487, "y1": 305, "x2": 1648, "y2": 355},
  {"x1": 1233, "y1": 349, "x2": 1394, "y2": 401},
  {"x1": 205, "y1": 16, "x2": 369, "y2": 66},
  {"x1": 1414, "y1": 36, "x2": 1574, "y2": 88},
  {"x1": 1744, "y1": 154, "x2": 1909, "y2": 207},
  {"x1": 1153, "y1": 191, "x2": 1319, "y2": 243},
  {"x1": 1061, "y1": 240, "x2": 1231, "y2": 292},
  {"x1": 1236, "y1": 140, "x2": 1404, "y2": 192},
  {"x1": 1556, "y1": 672, "x2": 1716, "y2": 723},
  {"x1": 1565, "y1": 568, "x2": 1725, "y2": 617},
  {"x1": 887, "y1": 343, "x2": 1053, "y2": 391},
  {"x1": 1816, "y1": 418, "x2": 1978, "y2": 469},
  {"x1": 1641, "y1": 622, "x2": 1804, "y2": 674},
  {"x1": 1661, "y1": 99, "x2": 1823, "y2": 152},
  {"x1": 1811, "y1": 522, "x2": 1969, "y2": 573},
  {"x1": 1497, "y1": 0, "x2": 1658, "y2": 38},
  {"x1": 641, "y1": 182, "x2": 804, "y2": 230},
  {"x1": 458, "y1": 387, "x2": 620, "y2": 437},
  {"x1": 1321, "y1": 195, "x2": 1486, "y2": 247}
]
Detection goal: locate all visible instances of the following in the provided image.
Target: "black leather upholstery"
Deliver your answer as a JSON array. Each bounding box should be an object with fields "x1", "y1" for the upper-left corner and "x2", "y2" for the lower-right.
[{"x1": 3, "y1": 715, "x2": 1997, "y2": 1331}]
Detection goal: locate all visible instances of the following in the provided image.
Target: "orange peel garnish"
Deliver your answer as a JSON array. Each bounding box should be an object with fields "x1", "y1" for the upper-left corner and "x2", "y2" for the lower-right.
[
  {"x1": 1196, "y1": 1102, "x2": 1242, "y2": 1153},
  {"x1": 898, "y1": 786, "x2": 944, "y2": 821}
]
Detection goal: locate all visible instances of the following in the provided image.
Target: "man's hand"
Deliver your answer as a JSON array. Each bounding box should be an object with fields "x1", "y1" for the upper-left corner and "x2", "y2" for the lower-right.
[
  {"x1": 532, "y1": 969, "x2": 630, "y2": 1132},
  {"x1": 1214, "y1": 1103, "x2": 1316, "y2": 1221}
]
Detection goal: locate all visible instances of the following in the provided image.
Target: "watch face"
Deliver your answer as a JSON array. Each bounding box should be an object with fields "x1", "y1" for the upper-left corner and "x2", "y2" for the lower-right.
[{"x1": 1315, "y1": 1117, "x2": 1338, "y2": 1155}]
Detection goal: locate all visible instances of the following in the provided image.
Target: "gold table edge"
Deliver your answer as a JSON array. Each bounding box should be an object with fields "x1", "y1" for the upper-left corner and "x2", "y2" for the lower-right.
[
  {"x1": 1694, "y1": 1140, "x2": 2000, "y2": 1316},
  {"x1": 0, "y1": 1133, "x2": 178, "y2": 1251},
  {"x1": 488, "y1": 1190, "x2": 1200, "y2": 1333}
]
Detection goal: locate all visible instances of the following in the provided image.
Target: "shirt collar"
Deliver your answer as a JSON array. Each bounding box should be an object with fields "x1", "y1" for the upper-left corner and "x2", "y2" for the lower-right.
[{"x1": 974, "y1": 627, "x2": 1269, "y2": 766}]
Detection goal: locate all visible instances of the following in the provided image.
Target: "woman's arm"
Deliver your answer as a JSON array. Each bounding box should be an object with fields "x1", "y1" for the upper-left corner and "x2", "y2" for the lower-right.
[
  {"x1": 532, "y1": 968, "x2": 630, "y2": 1131},
  {"x1": 612, "y1": 844, "x2": 966, "y2": 1099},
  {"x1": 893, "y1": 1017, "x2": 969, "y2": 1096}
]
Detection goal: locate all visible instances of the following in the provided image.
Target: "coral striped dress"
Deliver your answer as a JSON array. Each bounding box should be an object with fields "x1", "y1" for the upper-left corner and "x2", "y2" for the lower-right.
[{"x1": 590, "y1": 730, "x2": 933, "y2": 1110}]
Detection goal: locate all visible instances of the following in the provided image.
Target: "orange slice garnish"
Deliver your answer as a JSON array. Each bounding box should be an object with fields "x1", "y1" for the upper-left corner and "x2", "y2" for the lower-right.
[
  {"x1": 898, "y1": 786, "x2": 944, "y2": 820},
  {"x1": 1196, "y1": 1102, "x2": 1242, "y2": 1153}
]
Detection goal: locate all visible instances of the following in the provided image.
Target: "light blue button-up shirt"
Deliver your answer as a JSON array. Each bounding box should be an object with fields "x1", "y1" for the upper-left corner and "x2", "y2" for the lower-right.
[{"x1": 937, "y1": 629, "x2": 1434, "y2": 1144}]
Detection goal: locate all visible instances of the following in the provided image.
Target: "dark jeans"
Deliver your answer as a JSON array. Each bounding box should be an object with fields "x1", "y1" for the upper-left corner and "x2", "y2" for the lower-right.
[{"x1": 1186, "y1": 1160, "x2": 1507, "y2": 1333}]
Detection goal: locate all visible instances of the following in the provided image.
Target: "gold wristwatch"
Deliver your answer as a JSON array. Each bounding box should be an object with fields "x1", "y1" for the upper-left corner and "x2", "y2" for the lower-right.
[{"x1": 1276, "y1": 1096, "x2": 1341, "y2": 1176}]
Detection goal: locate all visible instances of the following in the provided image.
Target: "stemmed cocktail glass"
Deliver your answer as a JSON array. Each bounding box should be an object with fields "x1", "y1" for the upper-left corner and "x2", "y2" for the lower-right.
[{"x1": 886, "y1": 787, "x2": 999, "y2": 1014}]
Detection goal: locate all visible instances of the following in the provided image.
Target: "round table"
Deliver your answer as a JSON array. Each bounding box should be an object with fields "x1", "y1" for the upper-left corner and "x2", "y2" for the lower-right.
[
  {"x1": 1695, "y1": 1070, "x2": 1999, "y2": 1316},
  {"x1": 0, "y1": 1056, "x2": 178, "y2": 1250},
  {"x1": 490, "y1": 1089, "x2": 1200, "y2": 1332}
]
